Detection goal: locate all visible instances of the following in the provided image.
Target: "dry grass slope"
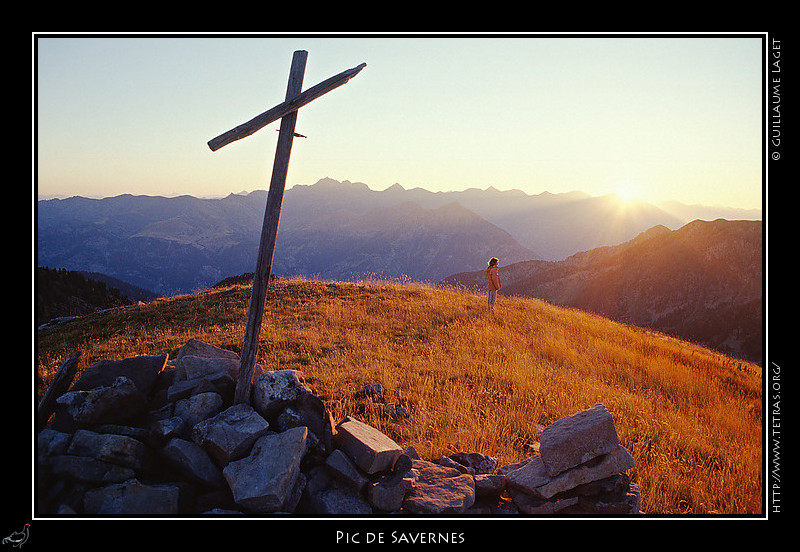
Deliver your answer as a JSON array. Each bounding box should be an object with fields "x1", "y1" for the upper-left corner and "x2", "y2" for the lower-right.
[{"x1": 37, "y1": 278, "x2": 763, "y2": 515}]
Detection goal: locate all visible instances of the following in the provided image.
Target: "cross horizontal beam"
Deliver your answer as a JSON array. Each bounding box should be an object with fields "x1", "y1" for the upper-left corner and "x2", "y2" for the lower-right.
[{"x1": 208, "y1": 62, "x2": 367, "y2": 152}]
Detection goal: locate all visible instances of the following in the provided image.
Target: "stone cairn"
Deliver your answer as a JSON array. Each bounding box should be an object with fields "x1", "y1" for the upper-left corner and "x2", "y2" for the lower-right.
[{"x1": 37, "y1": 339, "x2": 641, "y2": 515}]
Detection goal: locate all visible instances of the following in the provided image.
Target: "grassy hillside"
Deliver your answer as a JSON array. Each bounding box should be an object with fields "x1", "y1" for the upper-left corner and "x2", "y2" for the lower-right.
[{"x1": 36, "y1": 278, "x2": 763, "y2": 515}]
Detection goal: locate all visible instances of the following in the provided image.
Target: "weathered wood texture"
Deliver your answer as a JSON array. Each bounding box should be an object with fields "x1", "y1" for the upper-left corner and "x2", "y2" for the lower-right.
[
  {"x1": 233, "y1": 50, "x2": 307, "y2": 405},
  {"x1": 37, "y1": 351, "x2": 81, "y2": 431},
  {"x1": 209, "y1": 50, "x2": 365, "y2": 405},
  {"x1": 207, "y1": 61, "x2": 366, "y2": 152}
]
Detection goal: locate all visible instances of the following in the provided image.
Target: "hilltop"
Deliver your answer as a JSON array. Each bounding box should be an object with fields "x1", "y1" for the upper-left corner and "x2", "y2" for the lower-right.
[
  {"x1": 36, "y1": 277, "x2": 763, "y2": 515},
  {"x1": 443, "y1": 219, "x2": 763, "y2": 364}
]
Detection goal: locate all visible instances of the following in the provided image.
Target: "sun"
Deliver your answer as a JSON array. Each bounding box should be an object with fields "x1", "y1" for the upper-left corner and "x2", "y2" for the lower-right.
[{"x1": 613, "y1": 181, "x2": 644, "y2": 204}]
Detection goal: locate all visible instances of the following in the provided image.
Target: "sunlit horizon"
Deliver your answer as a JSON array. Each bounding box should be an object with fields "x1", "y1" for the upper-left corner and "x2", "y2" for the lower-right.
[
  {"x1": 35, "y1": 177, "x2": 763, "y2": 214},
  {"x1": 35, "y1": 34, "x2": 765, "y2": 211}
]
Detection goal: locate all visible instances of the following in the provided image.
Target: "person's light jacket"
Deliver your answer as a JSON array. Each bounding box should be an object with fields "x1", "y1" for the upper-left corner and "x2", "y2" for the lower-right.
[{"x1": 486, "y1": 266, "x2": 501, "y2": 291}]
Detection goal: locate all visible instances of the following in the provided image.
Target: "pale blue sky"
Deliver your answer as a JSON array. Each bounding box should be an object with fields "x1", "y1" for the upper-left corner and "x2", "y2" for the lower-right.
[{"x1": 35, "y1": 33, "x2": 764, "y2": 209}]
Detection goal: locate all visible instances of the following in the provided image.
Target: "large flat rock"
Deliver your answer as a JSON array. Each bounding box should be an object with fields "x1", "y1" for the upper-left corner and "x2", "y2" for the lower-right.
[
  {"x1": 83, "y1": 479, "x2": 180, "y2": 515},
  {"x1": 71, "y1": 354, "x2": 168, "y2": 396},
  {"x1": 401, "y1": 459, "x2": 475, "y2": 514},
  {"x1": 333, "y1": 417, "x2": 402, "y2": 475},
  {"x1": 192, "y1": 403, "x2": 270, "y2": 465},
  {"x1": 539, "y1": 403, "x2": 619, "y2": 476},
  {"x1": 223, "y1": 426, "x2": 308, "y2": 512},
  {"x1": 506, "y1": 445, "x2": 635, "y2": 499}
]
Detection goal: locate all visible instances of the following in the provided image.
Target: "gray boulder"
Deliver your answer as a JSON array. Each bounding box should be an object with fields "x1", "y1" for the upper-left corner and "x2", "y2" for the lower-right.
[
  {"x1": 402, "y1": 459, "x2": 476, "y2": 514},
  {"x1": 505, "y1": 445, "x2": 635, "y2": 500},
  {"x1": 539, "y1": 403, "x2": 619, "y2": 476},
  {"x1": 191, "y1": 403, "x2": 270, "y2": 465},
  {"x1": 474, "y1": 474, "x2": 506, "y2": 498},
  {"x1": 179, "y1": 355, "x2": 238, "y2": 381},
  {"x1": 53, "y1": 376, "x2": 148, "y2": 431},
  {"x1": 308, "y1": 484, "x2": 373, "y2": 515},
  {"x1": 176, "y1": 339, "x2": 240, "y2": 362},
  {"x1": 83, "y1": 479, "x2": 180, "y2": 515},
  {"x1": 37, "y1": 429, "x2": 72, "y2": 457},
  {"x1": 223, "y1": 426, "x2": 309, "y2": 512},
  {"x1": 277, "y1": 393, "x2": 335, "y2": 454},
  {"x1": 149, "y1": 416, "x2": 186, "y2": 445},
  {"x1": 449, "y1": 452, "x2": 498, "y2": 475},
  {"x1": 508, "y1": 489, "x2": 579, "y2": 514},
  {"x1": 173, "y1": 392, "x2": 224, "y2": 429},
  {"x1": 252, "y1": 370, "x2": 310, "y2": 418},
  {"x1": 45, "y1": 455, "x2": 136, "y2": 485},
  {"x1": 70, "y1": 354, "x2": 168, "y2": 396},
  {"x1": 324, "y1": 449, "x2": 370, "y2": 491},
  {"x1": 563, "y1": 473, "x2": 642, "y2": 514},
  {"x1": 168, "y1": 355, "x2": 238, "y2": 403},
  {"x1": 161, "y1": 438, "x2": 225, "y2": 488},
  {"x1": 367, "y1": 473, "x2": 415, "y2": 512},
  {"x1": 67, "y1": 429, "x2": 146, "y2": 469},
  {"x1": 333, "y1": 417, "x2": 403, "y2": 474}
]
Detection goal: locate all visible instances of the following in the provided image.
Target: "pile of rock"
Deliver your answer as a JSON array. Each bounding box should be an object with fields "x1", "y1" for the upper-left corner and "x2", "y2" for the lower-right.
[
  {"x1": 500, "y1": 403, "x2": 641, "y2": 514},
  {"x1": 37, "y1": 339, "x2": 640, "y2": 515}
]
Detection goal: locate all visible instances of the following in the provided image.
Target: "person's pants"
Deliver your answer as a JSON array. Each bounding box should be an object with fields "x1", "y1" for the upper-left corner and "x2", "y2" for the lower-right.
[{"x1": 487, "y1": 290, "x2": 497, "y2": 311}]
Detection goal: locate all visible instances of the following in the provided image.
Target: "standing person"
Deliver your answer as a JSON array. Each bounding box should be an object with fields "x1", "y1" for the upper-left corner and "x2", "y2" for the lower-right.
[{"x1": 486, "y1": 257, "x2": 501, "y2": 313}]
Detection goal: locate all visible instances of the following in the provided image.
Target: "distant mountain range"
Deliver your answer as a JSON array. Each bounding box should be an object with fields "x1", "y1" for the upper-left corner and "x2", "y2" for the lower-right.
[
  {"x1": 36, "y1": 178, "x2": 763, "y2": 362},
  {"x1": 36, "y1": 175, "x2": 761, "y2": 289},
  {"x1": 279, "y1": 178, "x2": 761, "y2": 262},
  {"x1": 442, "y1": 219, "x2": 763, "y2": 364}
]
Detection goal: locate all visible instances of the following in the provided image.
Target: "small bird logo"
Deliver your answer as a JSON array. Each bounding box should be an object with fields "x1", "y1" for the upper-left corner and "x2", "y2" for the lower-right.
[{"x1": 2, "y1": 524, "x2": 29, "y2": 548}]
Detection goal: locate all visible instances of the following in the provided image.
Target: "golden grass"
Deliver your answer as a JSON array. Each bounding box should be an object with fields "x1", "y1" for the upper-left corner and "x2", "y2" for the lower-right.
[{"x1": 36, "y1": 278, "x2": 763, "y2": 515}]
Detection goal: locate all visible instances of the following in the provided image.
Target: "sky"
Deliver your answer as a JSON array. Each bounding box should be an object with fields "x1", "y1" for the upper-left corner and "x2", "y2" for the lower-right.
[{"x1": 34, "y1": 33, "x2": 765, "y2": 209}]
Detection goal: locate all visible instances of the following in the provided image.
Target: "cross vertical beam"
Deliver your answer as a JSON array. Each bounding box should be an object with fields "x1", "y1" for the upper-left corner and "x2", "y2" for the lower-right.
[
  {"x1": 233, "y1": 50, "x2": 308, "y2": 404},
  {"x1": 208, "y1": 50, "x2": 365, "y2": 405}
]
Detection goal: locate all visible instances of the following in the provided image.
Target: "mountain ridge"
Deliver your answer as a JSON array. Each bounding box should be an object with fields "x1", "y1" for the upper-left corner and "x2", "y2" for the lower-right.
[
  {"x1": 36, "y1": 177, "x2": 762, "y2": 298},
  {"x1": 37, "y1": 180, "x2": 535, "y2": 295},
  {"x1": 36, "y1": 178, "x2": 764, "y2": 364}
]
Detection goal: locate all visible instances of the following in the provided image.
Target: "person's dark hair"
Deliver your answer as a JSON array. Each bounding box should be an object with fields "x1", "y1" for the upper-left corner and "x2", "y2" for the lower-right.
[{"x1": 488, "y1": 257, "x2": 499, "y2": 267}]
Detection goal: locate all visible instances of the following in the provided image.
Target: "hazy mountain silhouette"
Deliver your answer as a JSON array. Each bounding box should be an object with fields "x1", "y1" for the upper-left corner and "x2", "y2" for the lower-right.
[
  {"x1": 274, "y1": 200, "x2": 533, "y2": 283},
  {"x1": 36, "y1": 178, "x2": 761, "y2": 300},
  {"x1": 288, "y1": 178, "x2": 760, "y2": 261},
  {"x1": 36, "y1": 181, "x2": 533, "y2": 294},
  {"x1": 37, "y1": 193, "x2": 266, "y2": 295}
]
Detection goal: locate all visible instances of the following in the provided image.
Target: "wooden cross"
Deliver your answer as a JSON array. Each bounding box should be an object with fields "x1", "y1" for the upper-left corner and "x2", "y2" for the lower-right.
[{"x1": 208, "y1": 50, "x2": 366, "y2": 405}]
